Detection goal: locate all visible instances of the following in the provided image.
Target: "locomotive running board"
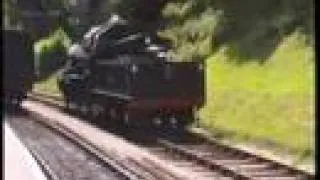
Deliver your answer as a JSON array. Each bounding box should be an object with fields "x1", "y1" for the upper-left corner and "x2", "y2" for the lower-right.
[{"x1": 91, "y1": 88, "x2": 133, "y2": 101}]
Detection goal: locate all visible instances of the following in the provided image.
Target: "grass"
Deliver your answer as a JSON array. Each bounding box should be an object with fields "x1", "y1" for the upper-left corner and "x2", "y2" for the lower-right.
[
  {"x1": 33, "y1": 72, "x2": 62, "y2": 97},
  {"x1": 199, "y1": 31, "x2": 315, "y2": 162}
]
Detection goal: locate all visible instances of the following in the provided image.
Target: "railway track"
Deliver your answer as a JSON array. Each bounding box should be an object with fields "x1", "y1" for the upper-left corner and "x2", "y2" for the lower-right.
[
  {"x1": 9, "y1": 111, "x2": 157, "y2": 180},
  {"x1": 36, "y1": 118, "x2": 158, "y2": 180},
  {"x1": 7, "y1": 114, "x2": 136, "y2": 180},
  {"x1": 27, "y1": 92, "x2": 315, "y2": 180},
  {"x1": 151, "y1": 138, "x2": 313, "y2": 180},
  {"x1": 9, "y1": 102, "x2": 173, "y2": 179}
]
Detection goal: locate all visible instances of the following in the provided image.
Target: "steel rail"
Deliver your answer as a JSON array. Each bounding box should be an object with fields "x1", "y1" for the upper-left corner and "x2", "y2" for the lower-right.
[{"x1": 27, "y1": 110, "x2": 151, "y2": 180}]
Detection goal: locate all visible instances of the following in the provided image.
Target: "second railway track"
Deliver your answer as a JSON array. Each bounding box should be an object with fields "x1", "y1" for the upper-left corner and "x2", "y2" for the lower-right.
[{"x1": 27, "y1": 92, "x2": 315, "y2": 180}]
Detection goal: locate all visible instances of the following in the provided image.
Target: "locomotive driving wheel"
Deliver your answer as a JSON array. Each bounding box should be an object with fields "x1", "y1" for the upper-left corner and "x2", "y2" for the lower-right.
[
  {"x1": 8, "y1": 95, "x2": 23, "y2": 110},
  {"x1": 176, "y1": 109, "x2": 194, "y2": 129},
  {"x1": 64, "y1": 97, "x2": 79, "y2": 115},
  {"x1": 161, "y1": 110, "x2": 193, "y2": 131},
  {"x1": 64, "y1": 96, "x2": 71, "y2": 110},
  {"x1": 88, "y1": 103, "x2": 105, "y2": 123},
  {"x1": 108, "y1": 106, "x2": 129, "y2": 128}
]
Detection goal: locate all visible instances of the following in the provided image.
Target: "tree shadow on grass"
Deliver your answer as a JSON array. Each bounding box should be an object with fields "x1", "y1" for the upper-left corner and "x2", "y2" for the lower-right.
[{"x1": 209, "y1": 0, "x2": 314, "y2": 63}]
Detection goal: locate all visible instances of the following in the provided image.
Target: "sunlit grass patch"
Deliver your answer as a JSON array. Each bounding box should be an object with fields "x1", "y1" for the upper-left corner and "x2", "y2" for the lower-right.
[
  {"x1": 33, "y1": 72, "x2": 62, "y2": 97},
  {"x1": 199, "y1": 31, "x2": 315, "y2": 161}
]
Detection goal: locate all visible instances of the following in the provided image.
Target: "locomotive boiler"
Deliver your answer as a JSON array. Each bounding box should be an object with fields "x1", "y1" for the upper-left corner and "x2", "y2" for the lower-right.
[{"x1": 58, "y1": 16, "x2": 204, "y2": 129}]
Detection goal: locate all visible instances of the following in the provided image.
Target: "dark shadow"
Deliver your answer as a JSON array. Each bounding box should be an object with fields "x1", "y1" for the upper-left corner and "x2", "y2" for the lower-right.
[
  {"x1": 4, "y1": 104, "x2": 30, "y2": 117},
  {"x1": 52, "y1": 105, "x2": 194, "y2": 146},
  {"x1": 9, "y1": 0, "x2": 70, "y2": 82},
  {"x1": 36, "y1": 50, "x2": 66, "y2": 81},
  {"x1": 186, "y1": 0, "x2": 314, "y2": 63}
]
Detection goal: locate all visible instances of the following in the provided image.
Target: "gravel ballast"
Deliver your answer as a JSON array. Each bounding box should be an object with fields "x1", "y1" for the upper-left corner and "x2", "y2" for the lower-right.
[
  {"x1": 22, "y1": 100, "x2": 239, "y2": 179},
  {"x1": 7, "y1": 114, "x2": 126, "y2": 180}
]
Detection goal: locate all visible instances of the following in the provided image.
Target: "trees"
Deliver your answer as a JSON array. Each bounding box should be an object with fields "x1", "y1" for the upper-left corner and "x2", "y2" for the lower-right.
[{"x1": 3, "y1": 0, "x2": 67, "y2": 40}]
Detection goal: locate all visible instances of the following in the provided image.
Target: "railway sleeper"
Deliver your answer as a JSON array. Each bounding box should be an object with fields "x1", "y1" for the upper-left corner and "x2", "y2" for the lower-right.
[
  {"x1": 183, "y1": 144, "x2": 251, "y2": 159},
  {"x1": 207, "y1": 142, "x2": 314, "y2": 179},
  {"x1": 159, "y1": 140, "x2": 252, "y2": 179},
  {"x1": 257, "y1": 177, "x2": 300, "y2": 180},
  {"x1": 208, "y1": 158, "x2": 298, "y2": 179},
  {"x1": 170, "y1": 145, "x2": 256, "y2": 163},
  {"x1": 225, "y1": 163, "x2": 270, "y2": 169},
  {"x1": 244, "y1": 170, "x2": 294, "y2": 177},
  {"x1": 212, "y1": 159, "x2": 258, "y2": 165}
]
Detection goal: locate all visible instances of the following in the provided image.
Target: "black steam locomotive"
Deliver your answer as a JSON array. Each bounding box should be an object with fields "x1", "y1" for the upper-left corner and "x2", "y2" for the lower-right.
[
  {"x1": 3, "y1": 28, "x2": 34, "y2": 108},
  {"x1": 58, "y1": 16, "x2": 204, "y2": 129}
]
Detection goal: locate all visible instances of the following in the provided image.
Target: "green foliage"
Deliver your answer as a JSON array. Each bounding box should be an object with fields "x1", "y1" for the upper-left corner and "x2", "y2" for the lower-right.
[
  {"x1": 36, "y1": 28, "x2": 71, "y2": 59},
  {"x1": 39, "y1": 0, "x2": 66, "y2": 11},
  {"x1": 106, "y1": 0, "x2": 166, "y2": 23},
  {"x1": 3, "y1": 0, "x2": 75, "y2": 42},
  {"x1": 34, "y1": 28, "x2": 71, "y2": 79},
  {"x1": 3, "y1": 0, "x2": 23, "y2": 28},
  {"x1": 160, "y1": 0, "x2": 314, "y2": 61},
  {"x1": 199, "y1": 32, "x2": 315, "y2": 159},
  {"x1": 162, "y1": 1, "x2": 194, "y2": 24},
  {"x1": 160, "y1": 8, "x2": 222, "y2": 61}
]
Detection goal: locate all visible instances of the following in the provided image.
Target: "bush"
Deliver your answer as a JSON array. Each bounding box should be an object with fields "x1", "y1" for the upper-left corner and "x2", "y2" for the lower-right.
[
  {"x1": 159, "y1": 0, "x2": 314, "y2": 61},
  {"x1": 34, "y1": 28, "x2": 71, "y2": 80}
]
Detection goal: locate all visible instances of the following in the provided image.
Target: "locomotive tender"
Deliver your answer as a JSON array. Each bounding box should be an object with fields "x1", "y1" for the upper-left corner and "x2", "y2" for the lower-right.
[
  {"x1": 58, "y1": 16, "x2": 204, "y2": 129},
  {"x1": 3, "y1": 29, "x2": 34, "y2": 107}
]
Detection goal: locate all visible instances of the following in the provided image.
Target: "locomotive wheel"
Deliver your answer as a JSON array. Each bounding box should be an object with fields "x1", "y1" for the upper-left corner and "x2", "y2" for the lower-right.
[
  {"x1": 89, "y1": 103, "x2": 104, "y2": 121},
  {"x1": 108, "y1": 107, "x2": 126, "y2": 127},
  {"x1": 122, "y1": 111, "x2": 133, "y2": 129},
  {"x1": 158, "y1": 115, "x2": 172, "y2": 131},
  {"x1": 104, "y1": 104, "x2": 132, "y2": 129},
  {"x1": 151, "y1": 117, "x2": 163, "y2": 129},
  {"x1": 63, "y1": 94, "x2": 74, "y2": 111},
  {"x1": 14, "y1": 96, "x2": 23, "y2": 108},
  {"x1": 9, "y1": 96, "x2": 23, "y2": 110},
  {"x1": 160, "y1": 112, "x2": 192, "y2": 131},
  {"x1": 79, "y1": 102, "x2": 90, "y2": 117},
  {"x1": 175, "y1": 111, "x2": 193, "y2": 130},
  {"x1": 64, "y1": 97, "x2": 71, "y2": 110}
]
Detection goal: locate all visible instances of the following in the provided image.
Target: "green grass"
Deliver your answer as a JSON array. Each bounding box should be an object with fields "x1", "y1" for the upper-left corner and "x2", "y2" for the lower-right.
[
  {"x1": 199, "y1": 31, "x2": 315, "y2": 161},
  {"x1": 33, "y1": 72, "x2": 62, "y2": 97}
]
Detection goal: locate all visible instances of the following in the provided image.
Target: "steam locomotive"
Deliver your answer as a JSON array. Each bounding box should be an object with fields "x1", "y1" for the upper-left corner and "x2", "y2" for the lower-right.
[{"x1": 58, "y1": 16, "x2": 204, "y2": 129}]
